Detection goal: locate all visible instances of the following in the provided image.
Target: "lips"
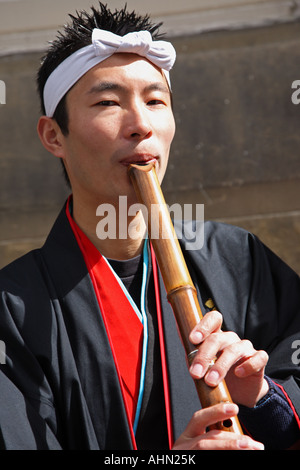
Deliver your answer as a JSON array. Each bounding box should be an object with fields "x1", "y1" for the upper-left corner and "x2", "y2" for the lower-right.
[{"x1": 120, "y1": 155, "x2": 158, "y2": 167}]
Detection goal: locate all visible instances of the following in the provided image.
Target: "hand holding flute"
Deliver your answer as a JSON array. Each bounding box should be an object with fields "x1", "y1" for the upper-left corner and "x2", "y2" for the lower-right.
[
  {"x1": 189, "y1": 310, "x2": 269, "y2": 409},
  {"x1": 129, "y1": 162, "x2": 268, "y2": 450},
  {"x1": 174, "y1": 310, "x2": 268, "y2": 450}
]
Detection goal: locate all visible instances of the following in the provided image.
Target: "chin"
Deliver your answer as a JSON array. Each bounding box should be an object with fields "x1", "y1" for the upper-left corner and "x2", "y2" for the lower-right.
[{"x1": 126, "y1": 191, "x2": 141, "y2": 209}]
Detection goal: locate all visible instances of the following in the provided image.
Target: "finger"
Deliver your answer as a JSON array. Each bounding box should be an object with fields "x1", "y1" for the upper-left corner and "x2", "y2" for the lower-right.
[
  {"x1": 235, "y1": 350, "x2": 269, "y2": 377},
  {"x1": 182, "y1": 403, "x2": 239, "y2": 439},
  {"x1": 189, "y1": 310, "x2": 223, "y2": 344},
  {"x1": 173, "y1": 403, "x2": 265, "y2": 451},
  {"x1": 190, "y1": 433, "x2": 265, "y2": 451},
  {"x1": 204, "y1": 339, "x2": 255, "y2": 386},
  {"x1": 189, "y1": 331, "x2": 240, "y2": 380}
]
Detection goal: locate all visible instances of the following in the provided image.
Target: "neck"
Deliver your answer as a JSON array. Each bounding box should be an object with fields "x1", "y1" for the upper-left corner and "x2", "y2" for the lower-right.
[{"x1": 71, "y1": 194, "x2": 147, "y2": 260}]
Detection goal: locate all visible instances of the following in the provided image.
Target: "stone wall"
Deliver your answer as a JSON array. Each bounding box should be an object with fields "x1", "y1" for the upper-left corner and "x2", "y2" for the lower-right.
[
  {"x1": 164, "y1": 21, "x2": 300, "y2": 274},
  {"x1": 0, "y1": 9, "x2": 300, "y2": 273}
]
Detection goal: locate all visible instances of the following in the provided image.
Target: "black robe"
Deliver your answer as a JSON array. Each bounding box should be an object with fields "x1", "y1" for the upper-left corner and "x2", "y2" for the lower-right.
[{"x1": 0, "y1": 203, "x2": 299, "y2": 449}]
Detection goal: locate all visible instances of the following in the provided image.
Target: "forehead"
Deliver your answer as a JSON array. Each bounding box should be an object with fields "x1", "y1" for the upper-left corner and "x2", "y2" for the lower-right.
[{"x1": 71, "y1": 53, "x2": 168, "y2": 93}]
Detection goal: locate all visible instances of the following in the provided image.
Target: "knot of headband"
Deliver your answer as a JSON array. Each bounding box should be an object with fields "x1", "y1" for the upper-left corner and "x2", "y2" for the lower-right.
[{"x1": 43, "y1": 28, "x2": 176, "y2": 117}]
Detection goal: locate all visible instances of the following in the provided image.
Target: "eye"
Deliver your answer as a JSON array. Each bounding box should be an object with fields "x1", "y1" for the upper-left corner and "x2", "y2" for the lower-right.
[
  {"x1": 147, "y1": 99, "x2": 165, "y2": 106},
  {"x1": 97, "y1": 100, "x2": 118, "y2": 106}
]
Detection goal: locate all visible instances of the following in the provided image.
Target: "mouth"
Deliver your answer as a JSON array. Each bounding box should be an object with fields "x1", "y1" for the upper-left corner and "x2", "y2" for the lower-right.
[{"x1": 120, "y1": 155, "x2": 158, "y2": 167}]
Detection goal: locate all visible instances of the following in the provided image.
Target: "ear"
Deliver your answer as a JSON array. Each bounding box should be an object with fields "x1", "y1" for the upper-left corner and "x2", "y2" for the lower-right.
[{"x1": 37, "y1": 116, "x2": 66, "y2": 158}]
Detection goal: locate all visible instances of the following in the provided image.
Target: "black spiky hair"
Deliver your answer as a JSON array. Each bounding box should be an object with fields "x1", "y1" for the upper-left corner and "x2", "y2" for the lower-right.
[{"x1": 37, "y1": 2, "x2": 163, "y2": 113}]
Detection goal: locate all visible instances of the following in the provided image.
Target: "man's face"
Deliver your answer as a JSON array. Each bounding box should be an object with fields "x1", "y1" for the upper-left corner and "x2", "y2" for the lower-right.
[{"x1": 60, "y1": 53, "x2": 175, "y2": 207}]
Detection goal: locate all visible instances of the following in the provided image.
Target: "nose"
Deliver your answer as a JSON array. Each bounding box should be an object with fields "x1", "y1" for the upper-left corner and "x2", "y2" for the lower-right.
[{"x1": 123, "y1": 102, "x2": 152, "y2": 140}]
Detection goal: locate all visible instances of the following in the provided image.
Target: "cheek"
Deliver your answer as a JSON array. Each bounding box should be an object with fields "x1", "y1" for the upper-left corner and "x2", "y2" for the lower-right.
[
  {"x1": 157, "y1": 115, "x2": 176, "y2": 182},
  {"x1": 169, "y1": 120, "x2": 176, "y2": 144},
  {"x1": 68, "y1": 117, "x2": 115, "y2": 158},
  {"x1": 161, "y1": 114, "x2": 176, "y2": 149},
  {"x1": 85, "y1": 115, "x2": 122, "y2": 153}
]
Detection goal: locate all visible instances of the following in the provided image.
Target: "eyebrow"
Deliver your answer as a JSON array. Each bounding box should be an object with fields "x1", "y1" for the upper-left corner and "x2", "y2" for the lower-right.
[
  {"x1": 87, "y1": 81, "x2": 170, "y2": 95},
  {"x1": 87, "y1": 82, "x2": 123, "y2": 94}
]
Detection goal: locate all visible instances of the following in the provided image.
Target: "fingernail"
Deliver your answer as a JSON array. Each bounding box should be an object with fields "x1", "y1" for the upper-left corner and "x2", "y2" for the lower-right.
[
  {"x1": 190, "y1": 363, "x2": 203, "y2": 378},
  {"x1": 190, "y1": 331, "x2": 203, "y2": 343},
  {"x1": 236, "y1": 366, "x2": 245, "y2": 377},
  {"x1": 206, "y1": 369, "x2": 220, "y2": 385},
  {"x1": 224, "y1": 403, "x2": 239, "y2": 415},
  {"x1": 252, "y1": 442, "x2": 264, "y2": 450}
]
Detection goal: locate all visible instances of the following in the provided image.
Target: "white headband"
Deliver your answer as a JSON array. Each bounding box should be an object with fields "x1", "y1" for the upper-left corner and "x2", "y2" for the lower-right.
[{"x1": 43, "y1": 28, "x2": 176, "y2": 117}]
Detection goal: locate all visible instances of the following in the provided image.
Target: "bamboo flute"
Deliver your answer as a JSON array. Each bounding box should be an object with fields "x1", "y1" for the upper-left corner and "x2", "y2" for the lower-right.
[{"x1": 128, "y1": 161, "x2": 243, "y2": 434}]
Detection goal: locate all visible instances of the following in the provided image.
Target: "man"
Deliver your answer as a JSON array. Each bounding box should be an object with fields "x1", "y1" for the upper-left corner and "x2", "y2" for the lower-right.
[{"x1": 0, "y1": 2, "x2": 299, "y2": 450}]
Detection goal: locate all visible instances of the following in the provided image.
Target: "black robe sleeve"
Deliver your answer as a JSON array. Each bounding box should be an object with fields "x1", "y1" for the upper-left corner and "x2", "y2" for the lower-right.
[
  {"x1": 0, "y1": 370, "x2": 61, "y2": 449},
  {"x1": 240, "y1": 229, "x2": 300, "y2": 407}
]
